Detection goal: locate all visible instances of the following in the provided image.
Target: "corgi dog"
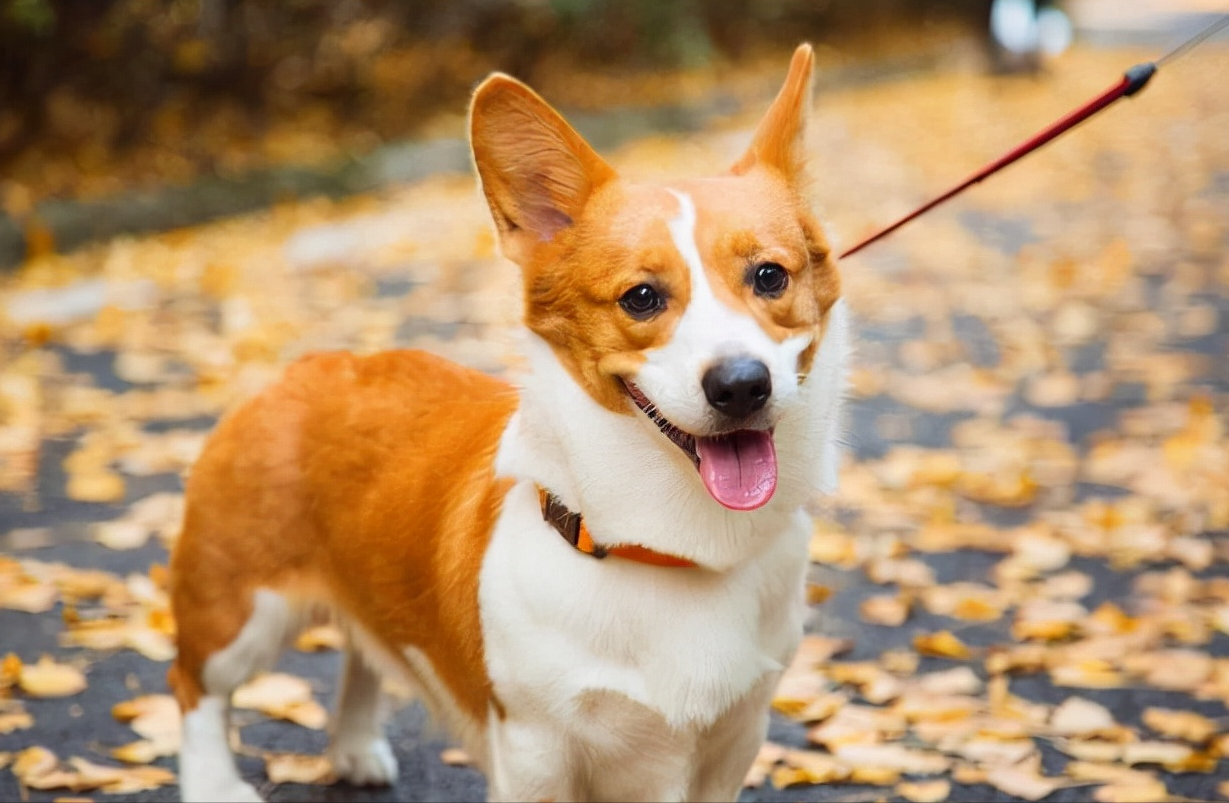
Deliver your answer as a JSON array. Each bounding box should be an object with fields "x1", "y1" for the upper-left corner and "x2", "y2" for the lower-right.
[{"x1": 169, "y1": 43, "x2": 847, "y2": 803}]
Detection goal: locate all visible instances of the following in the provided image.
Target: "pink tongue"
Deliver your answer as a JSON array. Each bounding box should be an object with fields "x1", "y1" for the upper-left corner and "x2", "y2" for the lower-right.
[{"x1": 695, "y1": 430, "x2": 778, "y2": 511}]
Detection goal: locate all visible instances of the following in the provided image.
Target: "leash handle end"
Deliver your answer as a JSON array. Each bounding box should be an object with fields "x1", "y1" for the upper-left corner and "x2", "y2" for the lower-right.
[{"x1": 1124, "y1": 62, "x2": 1158, "y2": 97}]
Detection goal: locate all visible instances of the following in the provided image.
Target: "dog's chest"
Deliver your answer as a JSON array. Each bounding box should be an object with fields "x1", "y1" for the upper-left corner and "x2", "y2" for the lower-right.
[{"x1": 478, "y1": 482, "x2": 809, "y2": 732}]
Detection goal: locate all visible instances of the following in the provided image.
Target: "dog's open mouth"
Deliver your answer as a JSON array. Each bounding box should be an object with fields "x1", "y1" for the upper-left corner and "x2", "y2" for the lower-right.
[{"x1": 624, "y1": 381, "x2": 777, "y2": 511}]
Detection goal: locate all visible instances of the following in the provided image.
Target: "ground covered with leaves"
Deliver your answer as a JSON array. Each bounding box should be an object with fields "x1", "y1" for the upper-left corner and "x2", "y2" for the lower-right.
[{"x1": 1, "y1": 41, "x2": 1228, "y2": 802}]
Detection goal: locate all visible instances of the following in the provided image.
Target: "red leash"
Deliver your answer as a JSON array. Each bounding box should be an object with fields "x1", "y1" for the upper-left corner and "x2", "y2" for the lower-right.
[{"x1": 839, "y1": 14, "x2": 1229, "y2": 260}]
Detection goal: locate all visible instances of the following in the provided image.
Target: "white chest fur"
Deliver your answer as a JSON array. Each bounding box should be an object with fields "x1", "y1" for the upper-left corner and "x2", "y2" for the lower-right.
[{"x1": 479, "y1": 481, "x2": 810, "y2": 731}]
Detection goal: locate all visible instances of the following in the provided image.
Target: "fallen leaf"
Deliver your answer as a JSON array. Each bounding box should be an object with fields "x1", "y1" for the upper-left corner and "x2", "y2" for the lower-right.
[
  {"x1": 92, "y1": 520, "x2": 151, "y2": 551},
  {"x1": 860, "y1": 594, "x2": 910, "y2": 626},
  {"x1": 111, "y1": 694, "x2": 181, "y2": 761},
  {"x1": 780, "y1": 748, "x2": 852, "y2": 784},
  {"x1": 807, "y1": 704, "x2": 905, "y2": 749},
  {"x1": 264, "y1": 752, "x2": 335, "y2": 784},
  {"x1": 68, "y1": 756, "x2": 176, "y2": 793},
  {"x1": 233, "y1": 672, "x2": 328, "y2": 729},
  {"x1": 1050, "y1": 696, "x2": 1116, "y2": 736},
  {"x1": 65, "y1": 469, "x2": 126, "y2": 503},
  {"x1": 1056, "y1": 740, "x2": 1123, "y2": 763},
  {"x1": 831, "y1": 743, "x2": 950, "y2": 775},
  {"x1": 915, "y1": 666, "x2": 983, "y2": 696},
  {"x1": 951, "y1": 737, "x2": 1037, "y2": 766},
  {"x1": 0, "y1": 579, "x2": 58, "y2": 613},
  {"x1": 0, "y1": 704, "x2": 34, "y2": 734},
  {"x1": 1093, "y1": 778, "x2": 1170, "y2": 803},
  {"x1": 1050, "y1": 658, "x2": 1125, "y2": 689},
  {"x1": 294, "y1": 624, "x2": 344, "y2": 652},
  {"x1": 18, "y1": 655, "x2": 87, "y2": 698},
  {"x1": 984, "y1": 763, "x2": 1065, "y2": 801},
  {"x1": 1120, "y1": 741, "x2": 1193, "y2": 768},
  {"x1": 848, "y1": 765, "x2": 900, "y2": 786},
  {"x1": 1026, "y1": 371, "x2": 1081, "y2": 408},
  {"x1": 1141, "y1": 707, "x2": 1216, "y2": 743},
  {"x1": 913, "y1": 630, "x2": 971, "y2": 659},
  {"x1": 439, "y1": 747, "x2": 472, "y2": 766},
  {"x1": 896, "y1": 779, "x2": 951, "y2": 803}
]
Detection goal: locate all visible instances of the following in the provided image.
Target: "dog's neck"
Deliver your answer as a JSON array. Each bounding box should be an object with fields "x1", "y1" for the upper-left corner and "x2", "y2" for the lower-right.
[{"x1": 494, "y1": 300, "x2": 849, "y2": 572}]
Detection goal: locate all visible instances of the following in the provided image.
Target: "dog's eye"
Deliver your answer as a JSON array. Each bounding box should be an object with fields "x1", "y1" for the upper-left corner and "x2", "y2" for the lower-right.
[
  {"x1": 619, "y1": 284, "x2": 665, "y2": 320},
  {"x1": 752, "y1": 263, "x2": 789, "y2": 299}
]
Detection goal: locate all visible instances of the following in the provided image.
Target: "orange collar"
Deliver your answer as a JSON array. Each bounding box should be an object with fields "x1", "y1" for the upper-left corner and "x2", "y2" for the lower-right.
[{"x1": 537, "y1": 486, "x2": 698, "y2": 569}]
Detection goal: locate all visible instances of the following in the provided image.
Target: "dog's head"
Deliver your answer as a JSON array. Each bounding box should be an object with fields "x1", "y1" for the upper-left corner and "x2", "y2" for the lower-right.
[{"x1": 470, "y1": 45, "x2": 841, "y2": 512}]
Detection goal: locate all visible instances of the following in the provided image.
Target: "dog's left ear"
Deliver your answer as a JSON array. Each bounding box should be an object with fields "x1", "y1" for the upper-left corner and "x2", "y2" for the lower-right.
[
  {"x1": 731, "y1": 44, "x2": 814, "y2": 183},
  {"x1": 470, "y1": 73, "x2": 616, "y2": 266}
]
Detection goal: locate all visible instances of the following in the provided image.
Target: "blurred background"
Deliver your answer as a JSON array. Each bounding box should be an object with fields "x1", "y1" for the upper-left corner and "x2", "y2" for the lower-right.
[
  {"x1": 0, "y1": 0, "x2": 1002, "y2": 203},
  {"x1": 1, "y1": 1, "x2": 1228, "y2": 802}
]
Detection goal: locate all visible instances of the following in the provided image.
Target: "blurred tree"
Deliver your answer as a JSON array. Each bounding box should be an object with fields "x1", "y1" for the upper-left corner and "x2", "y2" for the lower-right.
[{"x1": 0, "y1": 0, "x2": 991, "y2": 190}]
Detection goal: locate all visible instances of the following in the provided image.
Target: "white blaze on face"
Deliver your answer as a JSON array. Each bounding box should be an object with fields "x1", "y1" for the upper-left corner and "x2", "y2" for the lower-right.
[{"x1": 633, "y1": 190, "x2": 811, "y2": 435}]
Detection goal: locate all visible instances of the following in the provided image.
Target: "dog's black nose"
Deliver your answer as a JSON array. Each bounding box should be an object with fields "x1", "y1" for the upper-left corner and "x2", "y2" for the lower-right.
[{"x1": 702, "y1": 358, "x2": 772, "y2": 418}]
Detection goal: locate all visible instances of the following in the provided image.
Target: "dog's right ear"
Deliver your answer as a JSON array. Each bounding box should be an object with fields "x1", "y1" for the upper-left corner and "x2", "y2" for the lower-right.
[{"x1": 470, "y1": 75, "x2": 616, "y2": 265}]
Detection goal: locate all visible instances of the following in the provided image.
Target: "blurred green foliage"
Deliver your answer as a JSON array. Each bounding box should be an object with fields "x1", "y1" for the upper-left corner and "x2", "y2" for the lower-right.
[
  {"x1": 4, "y1": 0, "x2": 55, "y2": 34},
  {"x1": 0, "y1": 0, "x2": 990, "y2": 175}
]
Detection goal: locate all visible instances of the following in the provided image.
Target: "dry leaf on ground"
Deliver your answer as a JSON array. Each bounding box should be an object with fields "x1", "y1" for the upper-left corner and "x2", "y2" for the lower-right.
[
  {"x1": 16, "y1": 655, "x2": 87, "y2": 698},
  {"x1": 232, "y1": 672, "x2": 328, "y2": 729},
  {"x1": 913, "y1": 630, "x2": 972, "y2": 659},
  {"x1": 896, "y1": 779, "x2": 951, "y2": 803},
  {"x1": 264, "y1": 752, "x2": 335, "y2": 784}
]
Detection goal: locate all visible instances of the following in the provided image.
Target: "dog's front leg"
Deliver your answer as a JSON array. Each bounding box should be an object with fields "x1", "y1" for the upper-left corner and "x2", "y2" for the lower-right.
[
  {"x1": 686, "y1": 678, "x2": 778, "y2": 803},
  {"x1": 486, "y1": 715, "x2": 581, "y2": 803}
]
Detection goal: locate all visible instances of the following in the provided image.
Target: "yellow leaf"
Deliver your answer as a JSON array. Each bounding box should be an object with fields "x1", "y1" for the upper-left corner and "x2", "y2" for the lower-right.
[
  {"x1": 0, "y1": 580, "x2": 58, "y2": 613},
  {"x1": 111, "y1": 740, "x2": 162, "y2": 764},
  {"x1": 1, "y1": 652, "x2": 24, "y2": 685},
  {"x1": 1050, "y1": 696, "x2": 1116, "y2": 736},
  {"x1": 0, "y1": 708, "x2": 34, "y2": 734},
  {"x1": 808, "y1": 521, "x2": 856, "y2": 566},
  {"x1": 1141, "y1": 707, "x2": 1216, "y2": 743},
  {"x1": 1049, "y1": 659, "x2": 1124, "y2": 689},
  {"x1": 984, "y1": 764, "x2": 1064, "y2": 801},
  {"x1": 68, "y1": 756, "x2": 176, "y2": 793},
  {"x1": 233, "y1": 672, "x2": 328, "y2": 730},
  {"x1": 440, "y1": 748, "x2": 472, "y2": 766},
  {"x1": 896, "y1": 779, "x2": 951, "y2": 803},
  {"x1": 769, "y1": 765, "x2": 814, "y2": 789},
  {"x1": 264, "y1": 752, "x2": 335, "y2": 785},
  {"x1": 65, "y1": 469, "x2": 126, "y2": 503},
  {"x1": 805, "y1": 583, "x2": 832, "y2": 605},
  {"x1": 92, "y1": 519, "x2": 151, "y2": 551},
  {"x1": 1094, "y1": 778, "x2": 1169, "y2": 803},
  {"x1": 18, "y1": 656, "x2": 87, "y2": 698},
  {"x1": 860, "y1": 594, "x2": 910, "y2": 626},
  {"x1": 1120, "y1": 741, "x2": 1193, "y2": 767},
  {"x1": 294, "y1": 624, "x2": 345, "y2": 652},
  {"x1": 12, "y1": 745, "x2": 58, "y2": 782},
  {"x1": 913, "y1": 630, "x2": 971, "y2": 659},
  {"x1": 781, "y1": 748, "x2": 851, "y2": 784},
  {"x1": 849, "y1": 765, "x2": 899, "y2": 785},
  {"x1": 832, "y1": 743, "x2": 950, "y2": 775},
  {"x1": 111, "y1": 694, "x2": 180, "y2": 757},
  {"x1": 952, "y1": 596, "x2": 1004, "y2": 622}
]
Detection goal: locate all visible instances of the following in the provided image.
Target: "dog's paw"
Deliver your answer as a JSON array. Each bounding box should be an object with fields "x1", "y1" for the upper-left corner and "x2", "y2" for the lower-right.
[
  {"x1": 328, "y1": 737, "x2": 398, "y2": 786},
  {"x1": 182, "y1": 779, "x2": 263, "y2": 803}
]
